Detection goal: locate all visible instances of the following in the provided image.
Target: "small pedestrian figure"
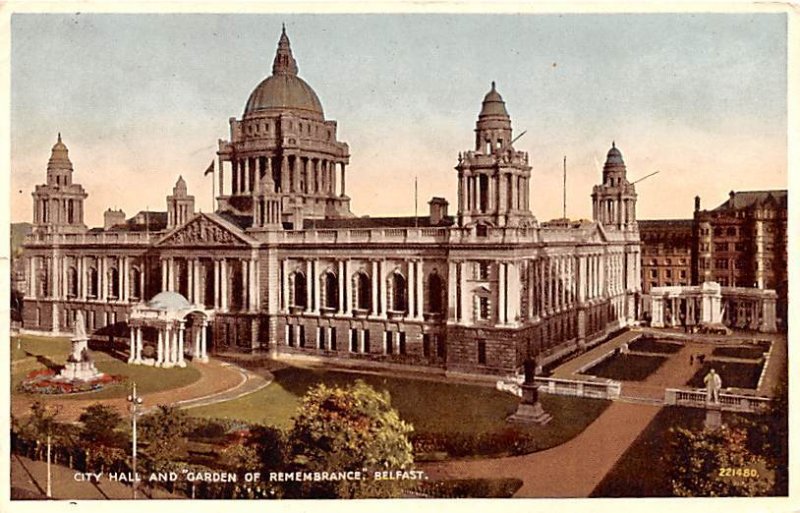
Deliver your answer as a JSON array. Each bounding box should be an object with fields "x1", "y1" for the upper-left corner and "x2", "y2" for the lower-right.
[{"x1": 690, "y1": 354, "x2": 694, "y2": 366}]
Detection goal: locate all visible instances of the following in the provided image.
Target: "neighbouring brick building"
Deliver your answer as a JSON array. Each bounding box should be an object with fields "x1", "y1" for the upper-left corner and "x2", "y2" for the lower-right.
[
  {"x1": 20, "y1": 28, "x2": 642, "y2": 378},
  {"x1": 638, "y1": 219, "x2": 693, "y2": 294},
  {"x1": 691, "y1": 190, "x2": 788, "y2": 325}
]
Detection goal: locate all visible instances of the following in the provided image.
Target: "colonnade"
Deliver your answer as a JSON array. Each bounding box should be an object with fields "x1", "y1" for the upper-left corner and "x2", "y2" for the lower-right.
[
  {"x1": 26, "y1": 254, "x2": 144, "y2": 302},
  {"x1": 220, "y1": 154, "x2": 346, "y2": 197},
  {"x1": 281, "y1": 258, "x2": 426, "y2": 321},
  {"x1": 160, "y1": 255, "x2": 260, "y2": 312},
  {"x1": 459, "y1": 171, "x2": 530, "y2": 215},
  {"x1": 127, "y1": 319, "x2": 209, "y2": 366}
]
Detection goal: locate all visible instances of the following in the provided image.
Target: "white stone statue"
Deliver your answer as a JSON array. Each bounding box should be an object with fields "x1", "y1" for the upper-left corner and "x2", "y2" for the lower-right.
[{"x1": 704, "y1": 368, "x2": 722, "y2": 403}]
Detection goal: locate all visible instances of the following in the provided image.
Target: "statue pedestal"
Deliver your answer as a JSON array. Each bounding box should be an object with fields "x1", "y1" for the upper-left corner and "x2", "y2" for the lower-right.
[
  {"x1": 56, "y1": 336, "x2": 104, "y2": 382},
  {"x1": 507, "y1": 383, "x2": 552, "y2": 425},
  {"x1": 704, "y1": 404, "x2": 723, "y2": 430}
]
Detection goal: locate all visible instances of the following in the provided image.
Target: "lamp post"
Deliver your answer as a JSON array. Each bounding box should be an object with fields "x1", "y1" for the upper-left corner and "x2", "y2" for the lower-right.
[{"x1": 127, "y1": 382, "x2": 144, "y2": 499}]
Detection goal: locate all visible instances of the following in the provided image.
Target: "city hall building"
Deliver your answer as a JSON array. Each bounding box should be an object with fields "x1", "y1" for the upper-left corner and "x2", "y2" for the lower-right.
[{"x1": 20, "y1": 28, "x2": 642, "y2": 377}]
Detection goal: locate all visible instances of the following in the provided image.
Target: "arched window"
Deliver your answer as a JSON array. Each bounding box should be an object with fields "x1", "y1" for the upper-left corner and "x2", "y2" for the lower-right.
[
  {"x1": 88, "y1": 267, "x2": 98, "y2": 298},
  {"x1": 391, "y1": 272, "x2": 407, "y2": 312},
  {"x1": 324, "y1": 271, "x2": 338, "y2": 309},
  {"x1": 67, "y1": 267, "x2": 78, "y2": 298},
  {"x1": 428, "y1": 272, "x2": 444, "y2": 314},
  {"x1": 108, "y1": 267, "x2": 120, "y2": 299},
  {"x1": 130, "y1": 267, "x2": 142, "y2": 300},
  {"x1": 355, "y1": 272, "x2": 371, "y2": 311},
  {"x1": 293, "y1": 272, "x2": 307, "y2": 309}
]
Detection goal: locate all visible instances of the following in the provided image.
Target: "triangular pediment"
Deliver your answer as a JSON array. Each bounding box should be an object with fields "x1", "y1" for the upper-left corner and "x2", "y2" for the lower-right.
[{"x1": 156, "y1": 214, "x2": 254, "y2": 247}]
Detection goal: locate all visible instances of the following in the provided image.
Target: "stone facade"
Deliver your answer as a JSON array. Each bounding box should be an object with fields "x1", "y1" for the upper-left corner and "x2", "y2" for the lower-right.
[{"x1": 20, "y1": 28, "x2": 642, "y2": 378}]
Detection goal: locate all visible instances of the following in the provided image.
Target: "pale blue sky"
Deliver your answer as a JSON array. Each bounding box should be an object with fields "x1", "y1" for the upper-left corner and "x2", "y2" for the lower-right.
[{"x1": 11, "y1": 13, "x2": 787, "y2": 226}]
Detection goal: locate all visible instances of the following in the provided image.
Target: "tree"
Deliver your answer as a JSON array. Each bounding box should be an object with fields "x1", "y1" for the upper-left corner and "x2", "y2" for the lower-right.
[
  {"x1": 25, "y1": 401, "x2": 61, "y2": 441},
  {"x1": 139, "y1": 405, "x2": 190, "y2": 471},
  {"x1": 79, "y1": 403, "x2": 125, "y2": 447},
  {"x1": 288, "y1": 380, "x2": 414, "y2": 498},
  {"x1": 666, "y1": 424, "x2": 774, "y2": 496}
]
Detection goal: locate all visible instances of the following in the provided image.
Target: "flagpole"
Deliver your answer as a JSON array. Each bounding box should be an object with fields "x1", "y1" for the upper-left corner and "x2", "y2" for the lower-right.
[
  {"x1": 414, "y1": 176, "x2": 418, "y2": 228},
  {"x1": 563, "y1": 156, "x2": 567, "y2": 220}
]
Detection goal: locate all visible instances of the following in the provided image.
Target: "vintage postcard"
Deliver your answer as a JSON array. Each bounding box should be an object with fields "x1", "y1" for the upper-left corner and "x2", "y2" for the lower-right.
[{"x1": 3, "y1": 3, "x2": 796, "y2": 512}]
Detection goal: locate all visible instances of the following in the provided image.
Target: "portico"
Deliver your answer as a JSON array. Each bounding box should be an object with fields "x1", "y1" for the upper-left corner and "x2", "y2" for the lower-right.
[{"x1": 128, "y1": 291, "x2": 215, "y2": 366}]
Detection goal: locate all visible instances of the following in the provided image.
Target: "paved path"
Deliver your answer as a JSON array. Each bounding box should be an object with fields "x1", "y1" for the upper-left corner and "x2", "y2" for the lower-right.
[
  {"x1": 421, "y1": 401, "x2": 660, "y2": 497},
  {"x1": 11, "y1": 359, "x2": 251, "y2": 423},
  {"x1": 552, "y1": 330, "x2": 642, "y2": 378},
  {"x1": 11, "y1": 454, "x2": 180, "y2": 500},
  {"x1": 620, "y1": 342, "x2": 713, "y2": 400}
]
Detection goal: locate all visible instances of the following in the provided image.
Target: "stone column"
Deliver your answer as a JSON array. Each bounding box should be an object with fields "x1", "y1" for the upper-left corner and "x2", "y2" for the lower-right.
[
  {"x1": 200, "y1": 321, "x2": 209, "y2": 362},
  {"x1": 408, "y1": 261, "x2": 415, "y2": 317},
  {"x1": 250, "y1": 256, "x2": 259, "y2": 312},
  {"x1": 311, "y1": 260, "x2": 320, "y2": 314},
  {"x1": 340, "y1": 162, "x2": 346, "y2": 197},
  {"x1": 415, "y1": 259, "x2": 424, "y2": 320},
  {"x1": 306, "y1": 260, "x2": 314, "y2": 313},
  {"x1": 98, "y1": 257, "x2": 105, "y2": 301},
  {"x1": 371, "y1": 260, "x2": 380, "y2": 316},
  {"x1": 498, "y1": 261, "x2": 507, "y2": 325},
  {"x1": 220, "y1": 259, "x2": 228, "y2": 311},
  {"x1": 344, "y1": 260, "x2": 352, "y2": 315},
  {"x1": 136, "y1": 327, "x2": 143, "y2": 362},
  {"x1": 128, "y1": 326, "x2": 136, "y2": 363},
  {"x1": 448, "y1": 261, "x2": 458, "y2": 321},
  {"x1": 156, "y1": 328, "x2": 164, "y2": 366},
  {"x1": 380, "y1": 260, "x2": 389, "y2": 319},
  {"x1": 459, "y1": 261, "x2": 469, "y2": 324},
  {"x1": 213, "y1": 260, "x2": 221, "y2": 309},
  {"x1": 242, "y1": 259, "x2": 249, "y2": 311},
  {"x1": 178, "y1": 322, "x2": 186, "y2": 367},
  {"x1": 193, "y1": 260, "x2": 201, "y2": 306},
  {"x1": 338, "y1": 260, "x2": 346, "y2": 314},
  {"x1": 187, "y1": 258, "x2": 194, "y2": 304}
]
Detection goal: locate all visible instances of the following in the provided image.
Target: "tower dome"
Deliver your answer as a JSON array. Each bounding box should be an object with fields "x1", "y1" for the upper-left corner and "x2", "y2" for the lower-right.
[
  {"x1": 479, "y1": 81, "x2": 510, "y2": 118},
  {"x1": 605, "y1": 141, "x2": 625, "y2": 166},
  {"x1": 243, "y1": 26, "x2": 324, "y2": 119},
  {"x1": 48, "y1": 132, "x2": 73, "y2": 171}
]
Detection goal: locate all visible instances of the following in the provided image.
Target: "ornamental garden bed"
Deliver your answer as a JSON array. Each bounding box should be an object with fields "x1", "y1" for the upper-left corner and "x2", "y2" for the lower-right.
[
  {"x1": 628, "y1": 336, "x2": 683, "y2": 354},
  {"x1": 584, "y1": 353, "x2": 668, "y2": 381},
  {"x1": 686, "y1": 360, "x2": 764, "y2": 390},
  {"x1": 711, "y1": 345, "x2": 766, "y2": 360}
]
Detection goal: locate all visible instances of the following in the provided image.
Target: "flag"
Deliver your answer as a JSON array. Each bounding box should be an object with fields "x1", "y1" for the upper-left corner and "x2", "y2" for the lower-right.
[{"x1": 204, "y1": 160, "x2": 215, "y2": 176}]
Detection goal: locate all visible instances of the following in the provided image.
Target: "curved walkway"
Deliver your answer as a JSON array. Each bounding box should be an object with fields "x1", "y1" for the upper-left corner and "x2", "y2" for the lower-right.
[
  {"x1": 11, "y1": 359, "x2": 255, "y2": 423},
  {"x1": 422, "y1": 401, "x2": 659, "y2": 497}
]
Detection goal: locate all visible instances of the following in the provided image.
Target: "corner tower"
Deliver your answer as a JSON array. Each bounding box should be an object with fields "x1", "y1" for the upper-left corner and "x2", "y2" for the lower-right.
[
  {"x1": 216, "y1": 26, "x2": 352, "y2": 227},
  {"x1": 456, "y1": 83, "x2": 535, "y2": 228},
  {"x1": 31, "y1": 133, "x2": 88, "y2": 234},
  {"x1": 592, "y1": 142, "x2": 637, "y2": 231}
]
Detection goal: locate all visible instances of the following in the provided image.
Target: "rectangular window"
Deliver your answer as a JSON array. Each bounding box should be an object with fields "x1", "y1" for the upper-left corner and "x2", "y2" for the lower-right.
[
  {"x1": 478, "y1": 262, "x2": 490, "y2": 280},
  {"x1": 649, "y1": 269, "x2": 658, "y2": 278},
  {"x1": 318, "y1": 327, "x2": 325, "y2": 350},
  {"x1": 299, "y1": 325, "x2": 306, "y2": 348},
  {"x1": 350, "y1": 329, "x2": 358, "y2": 352},
  {"x1": 665, "y1": 269, "x2": 672, "y2": 279},
  {"x1": 399, "y1": 332, "x2": 406, "y2": 355},
  {"x1": 477, "y1": 340, "x2": 487, "y2": 365},
  {"x1": 479, "y1": 297, "x2": 490, "y2": 320},
  {"x1": 436, "y1": 335, "x2": 445, "y2": 359},
  {"x1": 680, "y1": 270, "x2": 687, "y2": 279},
  {"x1": 330, "y1": 327, "x2": 337, "y2": 351},
  {"x1": 364, "y1": 329, "x2": 370, "y2": 353},
  {"x1": 386, "y1": 332, "x2": 394, "y2": 355},
  {"x1": 423, "y1": 334, "x2": 430, "y2": 357}
]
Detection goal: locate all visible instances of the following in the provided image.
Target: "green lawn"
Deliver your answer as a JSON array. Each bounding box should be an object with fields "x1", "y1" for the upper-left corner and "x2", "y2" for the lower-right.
[
  {"x1": 585, "y1": 353, "x2": 668, "y2": 381},
  {"x1": 11, "y1": 334, "x2": 202, "y2": 400},
  {"x1": 189, "y1": 363, "x2": 610, "y2": 452},
  {"x1": 11, "y1": 334, "x2": 71, "y2": 362}
]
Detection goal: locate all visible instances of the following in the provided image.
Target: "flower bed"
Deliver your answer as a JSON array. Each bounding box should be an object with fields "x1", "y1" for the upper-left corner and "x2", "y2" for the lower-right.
[{"x1": 17, "y1": 368, "x2": 124, "y2": 395}]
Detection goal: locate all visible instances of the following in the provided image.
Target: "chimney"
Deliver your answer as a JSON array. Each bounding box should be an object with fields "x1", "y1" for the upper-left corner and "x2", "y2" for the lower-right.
[
  {"x1": 104, "y1": 208, "x2": 126, "y2": 230},
  {"x1": 429, "y1": 197, "x2": 449, "y2": 225}
]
